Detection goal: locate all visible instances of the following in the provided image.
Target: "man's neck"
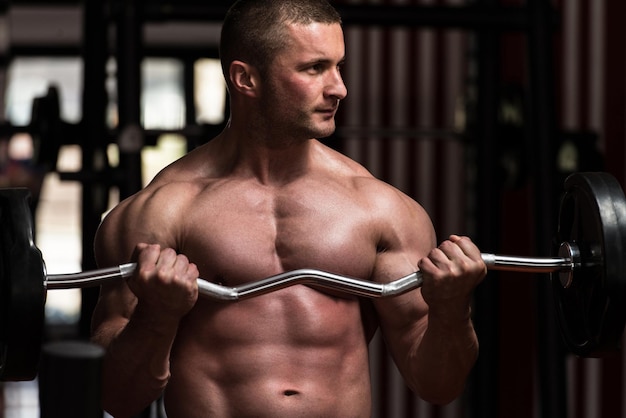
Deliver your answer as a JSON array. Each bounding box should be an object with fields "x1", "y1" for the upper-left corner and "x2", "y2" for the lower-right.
[{"x1": 214, "y1": 126, "x2": 317, "y2": 186}]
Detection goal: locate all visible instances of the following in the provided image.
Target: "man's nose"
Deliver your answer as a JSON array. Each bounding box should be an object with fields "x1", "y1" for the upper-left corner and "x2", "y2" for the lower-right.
[{"x1": 326, "y1": 69, "x2": 348, "y2": 100}]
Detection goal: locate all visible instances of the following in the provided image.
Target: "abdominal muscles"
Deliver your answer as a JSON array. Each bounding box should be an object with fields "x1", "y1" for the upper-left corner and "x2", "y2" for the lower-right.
[{"x1": 163, "y1": 285, "x2": 372, "y2": 418}]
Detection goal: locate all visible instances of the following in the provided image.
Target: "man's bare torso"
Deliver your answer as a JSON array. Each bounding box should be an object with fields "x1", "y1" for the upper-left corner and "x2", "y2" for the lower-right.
[{"x1": 141, "y1": 143, "x2": 387, "y2": 417}]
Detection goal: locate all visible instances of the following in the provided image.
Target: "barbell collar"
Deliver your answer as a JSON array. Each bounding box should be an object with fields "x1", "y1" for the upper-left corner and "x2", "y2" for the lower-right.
[{"x1": 556, "y1": 242, "x2": 581, "y2": 288}]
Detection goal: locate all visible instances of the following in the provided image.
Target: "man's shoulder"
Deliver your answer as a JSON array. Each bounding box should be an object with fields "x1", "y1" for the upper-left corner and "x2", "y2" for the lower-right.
[
  {"x1": 314, "y1": 142, "x2": 421, "y2": 203},
  {"x1": 129, "y1": 179, "x2": 206, "y2": 216},
  {"x1": 314, "y1": 141, "x2": 373, "y2": 178}
]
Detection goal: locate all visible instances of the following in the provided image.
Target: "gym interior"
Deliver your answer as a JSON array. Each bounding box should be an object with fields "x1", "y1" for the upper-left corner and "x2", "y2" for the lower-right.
[{"x1": 0, "y1": 1, "x2": 625, "y2": 418}]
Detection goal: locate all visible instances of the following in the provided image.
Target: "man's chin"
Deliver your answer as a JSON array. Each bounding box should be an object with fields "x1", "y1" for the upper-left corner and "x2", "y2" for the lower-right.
[{"x1": 312, "y1": 123, "x2": 337, "y2": 139}]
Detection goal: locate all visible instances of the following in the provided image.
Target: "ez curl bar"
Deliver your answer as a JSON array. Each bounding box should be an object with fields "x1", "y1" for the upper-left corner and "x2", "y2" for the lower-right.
[
  {"x1": 46, "y1": 251, "x2": 575, "y2": 300},
  {"x1": 1, "y1": 172, "x2": 625, "y2": 381}
]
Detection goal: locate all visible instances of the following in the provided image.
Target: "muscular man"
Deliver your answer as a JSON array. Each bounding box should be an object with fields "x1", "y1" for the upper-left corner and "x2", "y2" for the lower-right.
[{"x1": 91, "y1": 0, "x2": 486, "y2": 416}]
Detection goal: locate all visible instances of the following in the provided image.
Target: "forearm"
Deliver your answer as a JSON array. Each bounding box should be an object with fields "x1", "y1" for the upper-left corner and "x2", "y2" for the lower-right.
[
  {"x1": 410, "y1": 309, "x2": 478, "y2": 404},
  {"x1": 94, "y1": 306, "x2": 179, "y2": 417}
]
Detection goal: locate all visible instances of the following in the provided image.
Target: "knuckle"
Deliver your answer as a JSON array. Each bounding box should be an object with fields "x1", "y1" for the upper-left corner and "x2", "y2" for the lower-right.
[
  {"x1": 429, "y1": 247, "x2": 444, "y2": 259},
  {"x1": 438, "y1": 240, "x2": 452, "y2": 250},
  {"x1": 145, "y1": 243, "x2": 161, "y2": 253},
  {"x1": 137, "y1": 262, "x2": 155, "y2": 279},
  {"x1": 458, "y1": 235, "x2": 471, "y2": 244},
  {"x1": 190, "y1": 263, "x2": 199, "y2": 275},
  {"x1": 161, "y1": 247, "x2": 177, "y2": 259}
]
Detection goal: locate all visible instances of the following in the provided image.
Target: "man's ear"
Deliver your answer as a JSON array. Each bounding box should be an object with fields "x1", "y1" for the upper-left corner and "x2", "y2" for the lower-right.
[{"x1": 229, "y1": 60, "x2": 260, "y2": 98}]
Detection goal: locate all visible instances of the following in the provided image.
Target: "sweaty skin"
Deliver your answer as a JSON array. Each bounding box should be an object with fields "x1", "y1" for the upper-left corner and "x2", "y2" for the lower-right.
[{"x1": 91, "y1": 21, "x2": 485, "y2": 418}]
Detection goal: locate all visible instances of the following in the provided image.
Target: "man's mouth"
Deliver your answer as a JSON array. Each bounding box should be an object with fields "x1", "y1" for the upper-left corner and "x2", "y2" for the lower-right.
[{"x1": 317, "y1": 107, "x2": 337, "y2": 116}]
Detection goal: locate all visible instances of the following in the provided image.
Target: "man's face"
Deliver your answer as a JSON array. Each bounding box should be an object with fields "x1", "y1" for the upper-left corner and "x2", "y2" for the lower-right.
[{"x1": 259, "y1": 22, "x2": 347, "y2": 141}]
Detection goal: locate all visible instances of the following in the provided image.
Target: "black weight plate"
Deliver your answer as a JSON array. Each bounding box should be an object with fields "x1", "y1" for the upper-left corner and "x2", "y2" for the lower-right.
[
  {"x1": 553, "y1": 172, "x2": 626, "y2": 357},
  {"x1": 0, "y1": 188, "x2": 46, "y2": 380}
]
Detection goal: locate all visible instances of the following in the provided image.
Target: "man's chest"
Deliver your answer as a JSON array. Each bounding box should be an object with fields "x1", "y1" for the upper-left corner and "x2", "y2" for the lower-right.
[{"x1": 179, "y1": 190, "x2": 381, "y2": 285}]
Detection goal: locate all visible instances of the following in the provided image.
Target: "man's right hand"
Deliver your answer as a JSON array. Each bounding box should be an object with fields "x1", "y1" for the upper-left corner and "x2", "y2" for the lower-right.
[{"x1": 129, "y1": 243, "x2": 200, "y2": 320}]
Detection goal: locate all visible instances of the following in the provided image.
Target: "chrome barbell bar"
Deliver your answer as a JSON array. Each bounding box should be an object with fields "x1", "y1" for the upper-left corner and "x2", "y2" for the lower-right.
[{"x1": 44, "y1": 245, "x2": 578, "y2": 301}]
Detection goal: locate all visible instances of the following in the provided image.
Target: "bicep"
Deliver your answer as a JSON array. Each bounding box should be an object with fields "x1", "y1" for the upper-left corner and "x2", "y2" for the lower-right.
[
  {"x1": 90, "y1": 183, "x2": 193, "y2": 347},
  {"x1": 91, "y1": 194, "x2": 167, "y2": 342},
  {"x1": 370, "y1": 194, "x2": 436, "y2": 358}
]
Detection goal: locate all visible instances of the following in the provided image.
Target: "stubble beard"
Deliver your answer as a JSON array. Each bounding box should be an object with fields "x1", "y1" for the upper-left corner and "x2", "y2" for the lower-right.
[
  {"x1": 294, "y1": 104, "x2": 339, "y2": 140},
  {"x1": 257, "y1": 107, "x2": 337, "y2": 148}
]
